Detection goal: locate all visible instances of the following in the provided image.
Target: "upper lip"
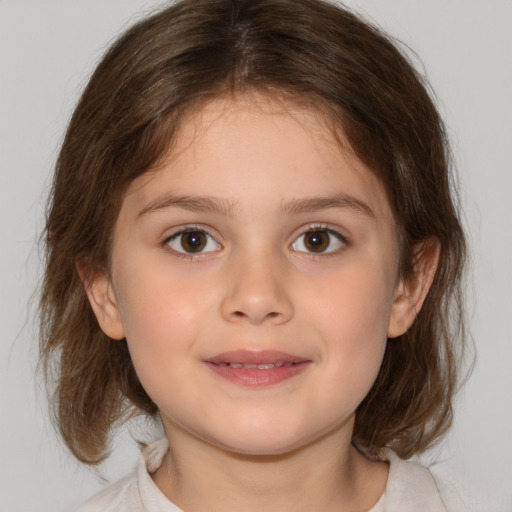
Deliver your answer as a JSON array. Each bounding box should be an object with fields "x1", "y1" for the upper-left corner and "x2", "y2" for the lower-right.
[{"x1": 205, "y1": 350, "x2": 309, "y2": 365}]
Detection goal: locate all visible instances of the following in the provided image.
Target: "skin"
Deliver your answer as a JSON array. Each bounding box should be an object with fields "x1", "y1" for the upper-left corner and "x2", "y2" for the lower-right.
[{"x1": 85, "y1": 94, "x2": 438, "y2": 512}]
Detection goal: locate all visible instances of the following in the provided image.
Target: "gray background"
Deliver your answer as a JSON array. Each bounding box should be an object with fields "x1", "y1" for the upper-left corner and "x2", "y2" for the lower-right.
[{"x1": 1, "y1": 0, "x2": 511, "y2": 510}]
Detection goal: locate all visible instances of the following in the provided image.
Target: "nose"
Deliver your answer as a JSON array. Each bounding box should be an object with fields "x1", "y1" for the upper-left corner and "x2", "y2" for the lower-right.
[{"x1": 220, "y1": 251, "x2": 294, "y2": 326}]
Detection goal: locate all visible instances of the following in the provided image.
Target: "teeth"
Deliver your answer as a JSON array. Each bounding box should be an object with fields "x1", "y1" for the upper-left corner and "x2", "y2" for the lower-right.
[
  {"x1": 256, "y1": 363, "x2": 276, "y2": 370},
  {"x1": 224, "y1": 362, "x2": 293, "y2": 369}
]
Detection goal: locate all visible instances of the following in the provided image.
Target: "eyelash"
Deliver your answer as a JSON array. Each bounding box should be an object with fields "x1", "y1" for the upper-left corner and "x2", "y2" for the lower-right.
[
  {"x1": 290, "y1": 224, "x2": 349, "y2": 257},
  {"x1": 162, "y1": 224, "x2": 349, "y2": 258},
  {"x1": 163, "y1": 226, "x2": 221, "y2": 259}
]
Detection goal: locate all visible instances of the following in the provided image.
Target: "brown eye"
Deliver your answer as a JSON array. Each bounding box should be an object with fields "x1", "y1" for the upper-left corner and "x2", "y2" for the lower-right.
[
  {"x1": 304, "y1": 231, "x2": 329, "y2": 252},
  {"x1": 181, "y1": 231, "x2": 207, "y2": 252},
  {"x1": 291, "y1": 228, "x2": 346, "y2": 254},
  {"x1": 167, "y1": 229, "x2": 220, "y2": 254}
]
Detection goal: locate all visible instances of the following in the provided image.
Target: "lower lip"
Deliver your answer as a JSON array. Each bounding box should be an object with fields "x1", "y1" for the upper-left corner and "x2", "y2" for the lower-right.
[{"x1": 205, "y1": 361, "x2": 311, "y2": 387}]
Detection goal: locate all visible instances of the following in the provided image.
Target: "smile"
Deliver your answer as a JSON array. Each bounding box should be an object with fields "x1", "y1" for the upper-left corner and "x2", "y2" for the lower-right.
[
  {"x1": 213, "y1": 361, "x2": 295, "y2": 369},
  {"x1": 204, "y1": 350, "x2": 311, "y2": 387}
]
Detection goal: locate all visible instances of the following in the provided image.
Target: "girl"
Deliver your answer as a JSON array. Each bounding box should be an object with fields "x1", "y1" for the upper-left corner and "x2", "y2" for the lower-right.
[{"x1": 39, "y1": 0, "x2": 467, "y2": 510}]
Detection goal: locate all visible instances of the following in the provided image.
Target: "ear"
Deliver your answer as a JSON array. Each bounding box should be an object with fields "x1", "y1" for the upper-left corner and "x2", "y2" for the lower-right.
[
  {"x1": 387, "y1": 239, "x2": 440, "y2": 339},
  {"x1": 77, "y1": 264, "x2": 126, "y2": 340}
]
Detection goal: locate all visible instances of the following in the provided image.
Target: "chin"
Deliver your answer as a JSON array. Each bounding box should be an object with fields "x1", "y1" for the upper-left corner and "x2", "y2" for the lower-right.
[
  {"x1": 201, "y1": 419, "x2": 325, "y2": 458},
  {"x1": 215, "y1": 437, "x2": 305, "y2": 458}
]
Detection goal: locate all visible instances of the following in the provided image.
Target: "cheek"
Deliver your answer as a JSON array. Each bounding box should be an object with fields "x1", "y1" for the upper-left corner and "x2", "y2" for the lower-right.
[
  {"x1": 311, "y1": 259, "x2": 395, "y2": 340},
  {"x1": 304, "y1": 262, "x2": 393, "y2": 398},
  {"x1": 116, "y1": 257, "x2": 212, "y2": 333},
  {"x1": 113, "y1": 269, "x2": 211, "y2": 385}
]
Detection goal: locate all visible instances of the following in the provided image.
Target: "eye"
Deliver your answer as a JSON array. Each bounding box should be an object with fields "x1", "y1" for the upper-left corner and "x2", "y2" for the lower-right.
[
  {"x1": 166, "y1": 229, "x2": 221, "y2": 254},
  {"x1": 291, "y1": 228, "x2": 347, "y2": 254}
]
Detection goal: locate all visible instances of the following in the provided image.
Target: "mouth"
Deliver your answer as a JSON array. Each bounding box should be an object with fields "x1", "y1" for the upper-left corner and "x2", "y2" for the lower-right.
[
  {"x1": 212, "y1": 361, "x2": 296, "y2": 369},
  {"x1": 204, "y1": 350, "x2": 311, "y2": 387}
]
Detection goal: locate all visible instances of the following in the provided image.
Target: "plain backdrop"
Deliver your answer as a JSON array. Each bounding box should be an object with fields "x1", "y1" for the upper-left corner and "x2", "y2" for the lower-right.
[{"x1": 1, "y1": 1, "x2": 511, "y2": 511}]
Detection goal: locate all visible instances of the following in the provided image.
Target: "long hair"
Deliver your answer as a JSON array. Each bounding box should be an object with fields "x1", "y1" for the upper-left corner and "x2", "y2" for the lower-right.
[{"x1": 40, "y1": 0, "x2": 467, "y2": 464}]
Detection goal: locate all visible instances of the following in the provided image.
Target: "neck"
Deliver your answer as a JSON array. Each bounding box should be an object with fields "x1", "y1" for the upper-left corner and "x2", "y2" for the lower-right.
[{"x1": 152, "y1": 421, "x2": 388, "y2": 512}]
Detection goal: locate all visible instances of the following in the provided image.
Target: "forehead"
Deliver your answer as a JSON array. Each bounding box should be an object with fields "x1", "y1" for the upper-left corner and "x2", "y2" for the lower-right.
[{"x1": 123, "y1": 93, "x2": 394, "y2": 224}]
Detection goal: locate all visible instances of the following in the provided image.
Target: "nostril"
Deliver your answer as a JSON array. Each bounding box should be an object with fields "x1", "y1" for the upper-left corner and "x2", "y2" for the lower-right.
[
  {"x1": 221, "y1": 290, "x2": 294, "y2": 325},
  {"x1": 230, "y1": 310, "x2": 280, "y2": 321}
]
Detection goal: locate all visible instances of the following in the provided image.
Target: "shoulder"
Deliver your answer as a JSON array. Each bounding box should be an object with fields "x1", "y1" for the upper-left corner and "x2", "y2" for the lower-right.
[
  {"x1": 387, "y1": 451, "x2": 447, "y2": 509},
  {"x1": 73, "y1": 438, "x2": 176, "y2": 512},
  {"x1": 73, "y1": 472, "x2": 140, "y2": 512},
  {"x1": 371, "y1": 449, "x2": 448, "y2": 512}
]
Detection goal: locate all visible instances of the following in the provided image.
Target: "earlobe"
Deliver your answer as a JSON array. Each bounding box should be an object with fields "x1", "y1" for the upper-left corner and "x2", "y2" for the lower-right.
[
  {"x1": 77, "y1": 264, "x2": 126, "y2": 340},
  {"x1": 387, "y1": 239, "x2": 440, "y2": 338}
]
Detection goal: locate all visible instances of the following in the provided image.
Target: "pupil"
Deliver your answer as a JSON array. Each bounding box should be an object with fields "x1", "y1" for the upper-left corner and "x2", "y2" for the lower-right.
[
  {"x1": 182, "y1": 232, "x2": 206, "y2": 252},
  {"x1": 305, "y1": 231, "x2": 328, "y2": 252}
]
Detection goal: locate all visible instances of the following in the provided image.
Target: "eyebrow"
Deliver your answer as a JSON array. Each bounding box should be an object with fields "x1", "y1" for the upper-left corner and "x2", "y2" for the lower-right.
[
  {"x1": 282, "y1": 193, "x2": 375, "y2": 218},
  {"x1": 137, "y1": 194, "x2": 237, "y2": 218},
  {"x1": 137, "y1": 192, "x2": 375, "y2": 219}
]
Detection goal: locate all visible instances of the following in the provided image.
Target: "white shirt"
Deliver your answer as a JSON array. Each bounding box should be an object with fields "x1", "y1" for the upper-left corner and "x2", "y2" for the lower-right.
[{"x1": 74, "y1": 439, "x2": 447, "y2": 512}]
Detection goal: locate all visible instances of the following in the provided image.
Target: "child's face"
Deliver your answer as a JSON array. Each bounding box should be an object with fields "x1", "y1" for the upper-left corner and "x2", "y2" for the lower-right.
[{"x1": 89, "y1": 94, "x2": 412, "y2": 456}]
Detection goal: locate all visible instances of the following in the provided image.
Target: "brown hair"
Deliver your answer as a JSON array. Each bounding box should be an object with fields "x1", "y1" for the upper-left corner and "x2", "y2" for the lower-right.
[{"x1": 40, "y1": 0, "x2": 467, "y2": 464}]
